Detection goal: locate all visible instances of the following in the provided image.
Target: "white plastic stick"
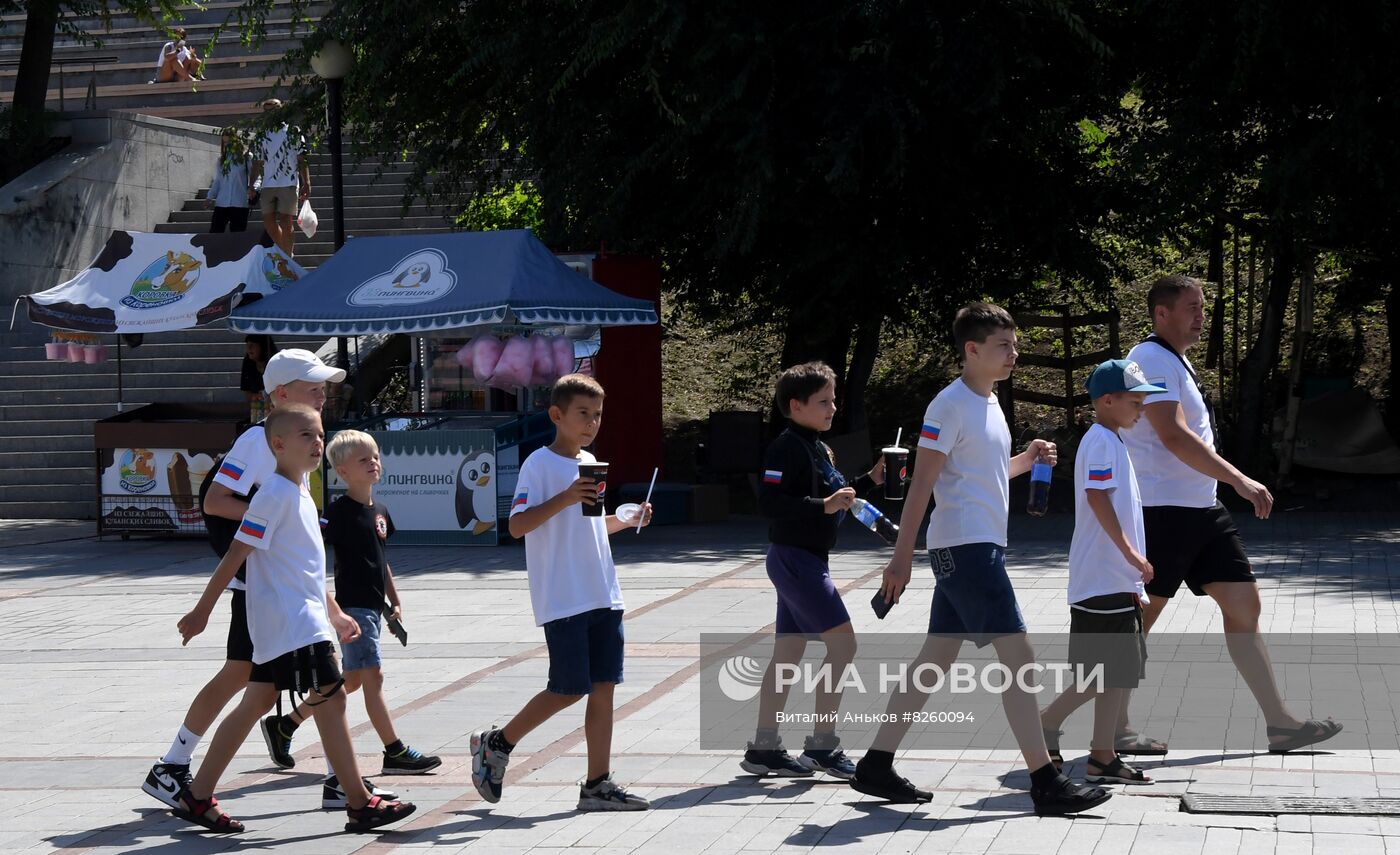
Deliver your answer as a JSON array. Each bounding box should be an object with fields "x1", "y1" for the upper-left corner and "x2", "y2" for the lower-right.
[
  {"x1": 637, "y1": 467, "x2": 659, "y2": 533},
  {"x1": 894, "y1": 427, "x2": 903, "y2": 448}
]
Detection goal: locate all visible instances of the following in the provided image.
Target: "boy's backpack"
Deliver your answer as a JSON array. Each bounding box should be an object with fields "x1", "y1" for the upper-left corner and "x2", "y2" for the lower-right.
[{"x1": 198, "y1": 455, "x2": 253, "y2": 558}]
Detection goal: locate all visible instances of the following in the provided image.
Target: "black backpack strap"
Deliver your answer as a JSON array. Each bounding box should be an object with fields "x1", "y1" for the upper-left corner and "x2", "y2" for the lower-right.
[{"x1": 1144, "y1": 335, "x2": 1218, "y2": 447}]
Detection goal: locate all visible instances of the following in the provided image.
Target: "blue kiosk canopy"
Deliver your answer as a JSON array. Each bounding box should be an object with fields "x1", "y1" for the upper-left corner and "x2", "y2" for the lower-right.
[{"x1": 228, "y1": 229, "x2": 657, "y2": 336}]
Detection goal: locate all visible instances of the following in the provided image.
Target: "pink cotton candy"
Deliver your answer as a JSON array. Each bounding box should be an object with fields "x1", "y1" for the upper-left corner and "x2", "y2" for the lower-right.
[
  {"x1": 490, "y1": 335, "x2": 533, "y2": 388},
  {"x1": 454, "y1": 343, "x2": 473, "y2": 370},
  {"x1": 530, "y1": 335, "x2": 556, "y2": 386},
  {"x1": 470, "y1": 334, "x2": 503, "y2": 383},
  {"x1": 551, "y1": 336, "x2": 574, "y2": 377}
]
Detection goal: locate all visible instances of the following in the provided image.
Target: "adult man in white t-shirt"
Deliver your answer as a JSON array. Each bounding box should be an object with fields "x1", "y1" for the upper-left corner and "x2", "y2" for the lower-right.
[
  {"x1": 1120, "y1": 274, "x2": 1340, "y2": 754},
  {"x1": 249, "y1": 99, "x2": 311, "y2": 256}
]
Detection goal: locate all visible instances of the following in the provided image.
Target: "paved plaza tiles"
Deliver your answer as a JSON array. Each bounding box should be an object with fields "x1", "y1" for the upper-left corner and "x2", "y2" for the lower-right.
[{"x1": 2, "y1": 512, "x2": 1399, "y2": 853}]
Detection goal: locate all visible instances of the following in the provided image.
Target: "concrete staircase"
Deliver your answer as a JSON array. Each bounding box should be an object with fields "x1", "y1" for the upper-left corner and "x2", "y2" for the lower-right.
[
  {"x1": 2, "y1": 146, "x2": 451, "y2": 520},
  {"x1": 156, "y1": 150, "x2": 451, "y2": 269},
  {"x1": 1, "y1": 4, "x2": 456, "y2": 521},
  {"x1": 0, "y1": 326, "x2": 248, "y2": 519},
  {"x1": 0, "y1": 0, "x2": 327, "y2": 126}
]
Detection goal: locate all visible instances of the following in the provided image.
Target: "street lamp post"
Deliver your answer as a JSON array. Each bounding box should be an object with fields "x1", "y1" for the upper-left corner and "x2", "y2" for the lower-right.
[{"x1": 310, "y1": 39, "x2": 354, "y2": 413}]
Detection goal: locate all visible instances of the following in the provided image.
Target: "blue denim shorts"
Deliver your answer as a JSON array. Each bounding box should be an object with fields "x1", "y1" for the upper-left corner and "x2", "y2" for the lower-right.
[
  {"x1": 542, "y1": 607, "x2": 624, "y2": 695},
  {"x1": 340, "y1": 606, "x2": 383, "y2": 672},
  {"x1": 927, "y1": 543, "x2": 1027, "y2": 647}
]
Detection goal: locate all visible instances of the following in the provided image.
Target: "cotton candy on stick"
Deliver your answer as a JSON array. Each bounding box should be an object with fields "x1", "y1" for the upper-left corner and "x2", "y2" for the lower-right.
[
  {"x1": 470, "y1": 334, "x2": 503, "y2": 383},
  {"x1": 530, "y1": 335, "x2": 557, "y2": 385},
  {"x1": 551, "y1": 336, "x2": 575, "y2": 377},
  {"x1": 489, "y1": 335, "x2": 534, "y2": 388}
]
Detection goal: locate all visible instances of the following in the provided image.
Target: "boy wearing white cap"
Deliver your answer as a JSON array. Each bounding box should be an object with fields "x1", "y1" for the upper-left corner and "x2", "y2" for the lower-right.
[
  {"x1": 143, "y1": 349, "x2": 392, "y2": 813},
  {"x1": 1039, "y1": 359, "x2": 1165, "y2": 785}
]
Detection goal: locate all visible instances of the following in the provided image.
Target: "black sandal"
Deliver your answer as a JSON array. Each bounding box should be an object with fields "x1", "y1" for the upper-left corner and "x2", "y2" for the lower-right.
[
  {"x1": 1267, "y1": 718, "x2": 1343, "y2": 753},
  {"x1": 1114, "y1": 732, "x2": 1168, "y2": 755},
  {"x1": 1043, "y1": 728, "x2": 1064, "y2": 772},
  {"x1": 172, "y1": 792, "x2": 245, "y2": 833},
  {"x1": 1085, "y1": 756, "x2": 1152, "y2": 784},
  {"x1": 345, "y1": 794, "x2": 417, "y2": 833}
]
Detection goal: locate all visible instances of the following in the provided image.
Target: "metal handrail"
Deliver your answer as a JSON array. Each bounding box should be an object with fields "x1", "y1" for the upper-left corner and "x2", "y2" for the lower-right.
[{"x1": 0, "y1": 54, "x2": 120, "y2": 111}]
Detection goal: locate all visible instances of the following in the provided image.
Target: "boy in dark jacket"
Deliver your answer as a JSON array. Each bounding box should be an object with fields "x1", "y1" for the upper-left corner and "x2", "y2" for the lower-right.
[{"x1": 741, "y1": 361, "x2": 884, "y2": 780}]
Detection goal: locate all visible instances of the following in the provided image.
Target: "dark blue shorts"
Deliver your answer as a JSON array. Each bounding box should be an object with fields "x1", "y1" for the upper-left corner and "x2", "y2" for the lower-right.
[
  {"x1": 767, "y1": 543, "x2": 852, "y2": 635},
  {"x1": 927, "y1": 543, "x2": 1026, "y2": 647},
  {"x1": 542, "y1": 607, "x2": 624, "y2": 695}
]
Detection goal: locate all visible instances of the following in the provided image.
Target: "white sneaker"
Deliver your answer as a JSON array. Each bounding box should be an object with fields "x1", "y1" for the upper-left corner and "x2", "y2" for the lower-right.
[
  {"x1": 321, "y1": 775, "x2": 398, "y2": 809},
  {"x1": 142, "y1": 762, "x2": 192, "y2": 808}
]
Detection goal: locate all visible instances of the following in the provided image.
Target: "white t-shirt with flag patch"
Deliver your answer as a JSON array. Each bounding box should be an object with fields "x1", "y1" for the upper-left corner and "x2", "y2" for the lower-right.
[
  {"x1": 918, "y1": 377, "x2": 1012, "y2": 548},
  {"x1": 1069, "y1": 423, "x2": 1149, "y2": 604},
  {"x1": 509, "y1": 446, "x2": 624, "y2": 626},
  {"x1": 233, "y1": 473, "x2": 333, "y2": 664},
  {"x1": 1120, "y1": 342, "x2": 1217, "y2": 508},
  {"x1": 212, "y1": 423, "x2": 308, "y2": 591}
]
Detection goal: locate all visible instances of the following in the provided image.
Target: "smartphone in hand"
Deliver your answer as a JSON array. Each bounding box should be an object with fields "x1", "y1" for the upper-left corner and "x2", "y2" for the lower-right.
[
  {"x1": 385, "y1": 610, "x2": 408, "y2": 646},
  {"x1": 871, "y1": 590, "x2": 895, "y2": 620}
]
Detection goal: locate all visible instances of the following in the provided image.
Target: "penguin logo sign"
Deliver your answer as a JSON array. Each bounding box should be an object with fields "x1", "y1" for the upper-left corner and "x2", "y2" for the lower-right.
[
  {"x1": 454, "y1": 451, "x2": 496, "y2": 536},
  {"x1": 347, "y1": 249, "x2": 457, "y2": 307}
]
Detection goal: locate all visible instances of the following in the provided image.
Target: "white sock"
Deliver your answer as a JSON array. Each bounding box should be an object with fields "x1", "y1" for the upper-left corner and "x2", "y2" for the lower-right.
[
  {"x1": 160, "y1": 725, "x2": 201, "y2": 766},
  {"x1": 326, "y1": 758, "x2": 335, "y2": 777}
]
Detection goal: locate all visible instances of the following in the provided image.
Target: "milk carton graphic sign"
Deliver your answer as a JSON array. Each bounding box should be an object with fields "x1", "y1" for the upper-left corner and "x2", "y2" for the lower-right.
[{"x1": 347, "y1": 249, "x2": 457, "y2": 307}]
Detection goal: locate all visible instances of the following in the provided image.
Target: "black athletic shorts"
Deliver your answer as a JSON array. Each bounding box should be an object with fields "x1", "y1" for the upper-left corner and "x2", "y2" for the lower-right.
[
  {"x1": 250, "y1": 640, "x2": 342, "y2": 693},
  {"x1": 226, "y1": 589, "x2": 254, "y2": 662},
  {"x1": 1068, "y1": 593, "x2": 1147, "y2": 689},
  {"x1": 1142, "y1": 501, "x2": 1254, "y2": 598}
]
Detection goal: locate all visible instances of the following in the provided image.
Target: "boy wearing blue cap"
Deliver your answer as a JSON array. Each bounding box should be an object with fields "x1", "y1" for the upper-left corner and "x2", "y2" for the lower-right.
[{"x1": 1039, "y1": 359, "x2": 1166, "y2": 785}]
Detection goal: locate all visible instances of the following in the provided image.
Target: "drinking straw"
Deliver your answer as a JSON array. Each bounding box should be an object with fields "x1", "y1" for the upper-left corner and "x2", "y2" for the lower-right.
[
  {"x1": 637, "y1": 467, "x2": 659, "y2": 533},
  {"x1": 894, "y1": 427, "x2": 903, "y2": 448}
]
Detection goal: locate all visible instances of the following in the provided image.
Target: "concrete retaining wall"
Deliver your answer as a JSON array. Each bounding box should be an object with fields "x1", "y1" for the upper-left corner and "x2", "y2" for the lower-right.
[{"x1": 0, "y1": 110, "x2": 218, "y2": 305}]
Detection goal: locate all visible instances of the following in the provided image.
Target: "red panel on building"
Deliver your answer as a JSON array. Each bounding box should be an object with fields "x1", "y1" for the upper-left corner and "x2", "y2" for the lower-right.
[{"x1": 590, "y1": 255, "x2": 663, "y2": 491}]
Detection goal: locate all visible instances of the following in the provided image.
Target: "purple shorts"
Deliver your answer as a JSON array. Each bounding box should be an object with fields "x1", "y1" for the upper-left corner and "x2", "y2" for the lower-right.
[{"x1": 767, "y1": 544, "x2": 851, "y2": 635}]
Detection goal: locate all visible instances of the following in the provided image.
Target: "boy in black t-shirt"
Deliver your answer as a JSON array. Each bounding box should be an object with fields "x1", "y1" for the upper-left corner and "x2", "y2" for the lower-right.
[{"x1": 322, "y1": 430, "x2": 441, "y2": 777}]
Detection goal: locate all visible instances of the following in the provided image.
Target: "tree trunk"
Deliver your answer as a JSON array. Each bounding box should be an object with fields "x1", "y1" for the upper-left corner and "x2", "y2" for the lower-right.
[
  {"x1": 1205, "y1": 217, "x2": 1226, "y2": 369},
  {"x1": 1385, "y1": 278, "x2": 1400, "y2": 440},
  {"x1": 9, "y1": 0, "x2": 60, "y2": 125},
  {"x1": 842, "y1": 316, "x2": 881, "y2": 435},
  {"x1": 774, "y1": 305, "x2": 854, "y2": 435},
  {"x1": 1232, "y1": 236, "x2": 1295, "y2": 473}
]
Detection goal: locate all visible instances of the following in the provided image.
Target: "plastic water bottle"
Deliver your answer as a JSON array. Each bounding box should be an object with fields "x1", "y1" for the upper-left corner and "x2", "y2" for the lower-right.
[
  {"x1": 851, "y1": 498, "x2": 900, "y2": 545},
  {"x1": 1027, "y1": 456, "x2": 1052, "y2": 516}
]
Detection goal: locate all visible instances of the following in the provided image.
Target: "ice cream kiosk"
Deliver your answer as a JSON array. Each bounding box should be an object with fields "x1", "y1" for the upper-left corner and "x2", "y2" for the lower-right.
[{"x1": 228, "y1": 230, "x2": 660, "y2": 545}]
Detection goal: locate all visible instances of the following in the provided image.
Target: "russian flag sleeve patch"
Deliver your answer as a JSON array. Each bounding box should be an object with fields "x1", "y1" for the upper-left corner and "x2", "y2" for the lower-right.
[
  {"x1": 1088, "y1": 463, "x2": 1113, "y2": 482},
  {"x1": 239, "y1": 513, "x2": 269, "y2": 540},
  {"x1": 763, "y1": 469, "x2": 783, "y2": 485},
  {"x1": 511, "y1": 491, "x2": 529, "y2": 510},
  {"x1": 218, "y1": 457, "x2": 247, "y2": 481},
  {"x1": 920, "y1": 421, "x2": 942, "y2": 442}
]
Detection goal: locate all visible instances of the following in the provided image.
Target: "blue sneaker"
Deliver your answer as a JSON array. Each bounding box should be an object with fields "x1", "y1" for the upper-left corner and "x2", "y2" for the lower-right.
[
  {"x1": 798, "y1": 734, "x2": 857, "y2": 779},
  {"x1": 740, "y1": 738, "x2": 814, "y2": 777}
]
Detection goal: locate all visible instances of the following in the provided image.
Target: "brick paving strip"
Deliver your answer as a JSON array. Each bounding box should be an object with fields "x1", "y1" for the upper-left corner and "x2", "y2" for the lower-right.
[
  {"x1": 347, "y1": 558, "x2": 899, "y2": 853},
  {"x1": 52, "y1": 553, "x2": 769, "y2": 851}
]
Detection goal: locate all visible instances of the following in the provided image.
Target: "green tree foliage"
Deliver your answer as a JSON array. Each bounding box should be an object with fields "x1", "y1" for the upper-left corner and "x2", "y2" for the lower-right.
[
  {"x1": 1, "y1": 0, "x2": 306, "y2": 182},
  {"x1": 278, "y1": 0, "x2": 1127, "y2": 431},
  {"x1": 1103, "y1": 1, "x2": 1400, "y2": 465}
]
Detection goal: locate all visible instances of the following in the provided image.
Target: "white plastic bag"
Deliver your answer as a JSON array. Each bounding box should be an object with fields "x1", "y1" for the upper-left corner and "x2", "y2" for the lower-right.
[{"x1": 297, "y1": 200, "x2": 319, "y2": 238}]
